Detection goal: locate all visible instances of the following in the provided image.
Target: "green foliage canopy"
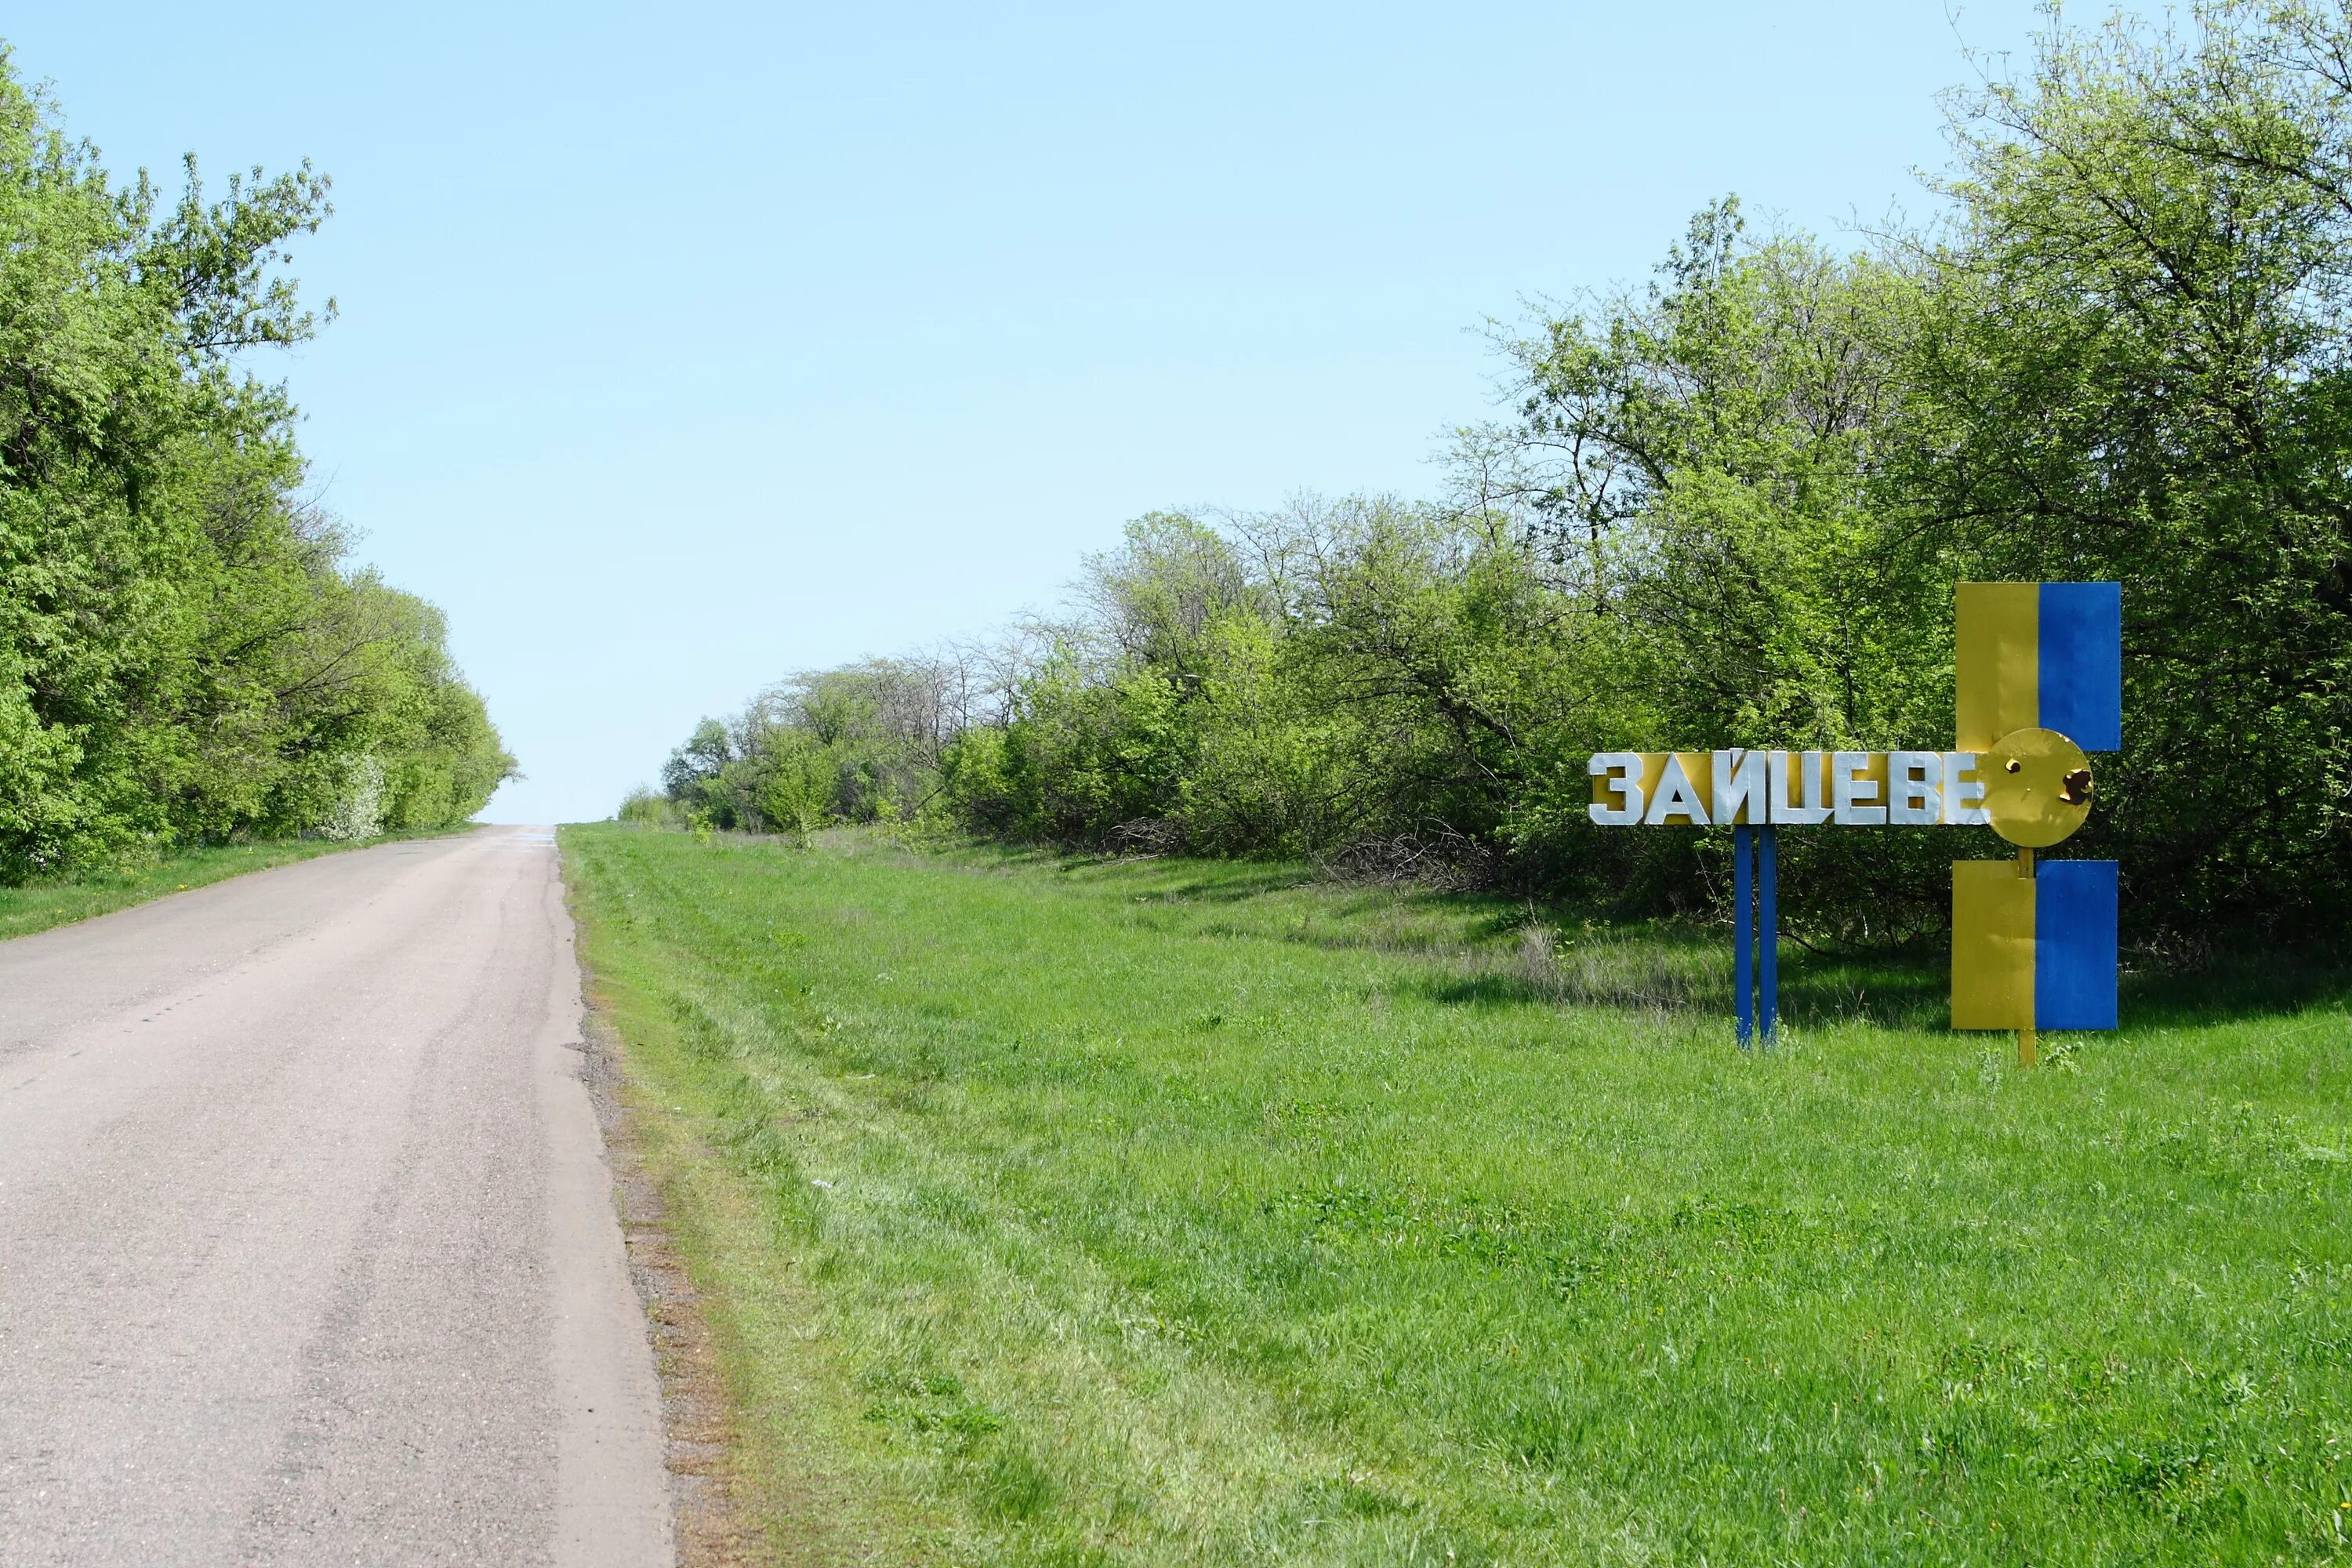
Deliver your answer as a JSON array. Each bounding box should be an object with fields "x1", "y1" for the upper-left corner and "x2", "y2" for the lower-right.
[
  {"x1": 641, "y1": 3, "x2": 2352, "y2": 953},
  {"x1": 0, "y1": 51, "x2": 514, "y2": 880}
]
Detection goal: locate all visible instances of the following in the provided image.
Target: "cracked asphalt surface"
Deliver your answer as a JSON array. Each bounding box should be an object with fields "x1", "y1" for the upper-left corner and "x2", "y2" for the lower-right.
[{"x1": 0, "y1": 826, "x2": 671, "y2": 1566}]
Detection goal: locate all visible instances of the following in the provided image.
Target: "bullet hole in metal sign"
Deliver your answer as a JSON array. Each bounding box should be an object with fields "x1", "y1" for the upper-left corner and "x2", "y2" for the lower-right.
[
  {"x1": 2005, "y1": 758, "x2": 2023, "y2": 773},
  {"x1": 2060, "y1": 768, "x2": 2094, "y2": 804}
]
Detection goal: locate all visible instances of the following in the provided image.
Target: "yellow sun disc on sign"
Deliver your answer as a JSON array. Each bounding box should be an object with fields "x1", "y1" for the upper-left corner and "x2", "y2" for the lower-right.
[{"x1": 1979, "y1": 727, "x2": 2094, "y2": 848}]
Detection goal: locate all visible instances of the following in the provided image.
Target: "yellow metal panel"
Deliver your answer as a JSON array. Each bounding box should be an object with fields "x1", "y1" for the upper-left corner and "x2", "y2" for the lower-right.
[
  {"x1": 1586, "y1": 753, "x2": 1719, "y2": 822},
  {"x1": 1640, "y1": 752, "x2": 1714, "y2": 824},
  {"x1": 1590, "y1": 752, "x2": 1646, "y2": 818},
  {"x1": 1592, "y1": 755, "x2": 1651, "y2": 809},
  {"x1": 1832, "y1": 751, "x2": 1892, "y2": 823},
  {"x1": 1588, "y1": 751, "x2": 1908, "y2": 826},
  {"x1": 1635, "y1": 753, "x2": 1668, "y2": 809},
  {"x1": 1772, "y1": 750, "x2": 1831, "y2": 823},
  {"x1": 1952, "y1": 859, "x2": 2035, "y2": 1029},
  {"x1": 1956, "y1": 583, "x2": 2039, "y2": 751}
]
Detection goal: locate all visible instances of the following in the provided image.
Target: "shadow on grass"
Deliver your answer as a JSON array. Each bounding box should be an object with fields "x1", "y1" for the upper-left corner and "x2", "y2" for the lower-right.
[
  {"x1": 1052, "y1": 854, "x2": 1326, "y2": 905},
  {"x1": 1129, "y1": 869, "x2": 1323, "y2": 903},
  {"x1": 1410, "y1": 934, "x2": 2352, "y2": 1035},
  {"x1": 1409, "y1": 948, "x2": 1951, "y2": 1032},
  {"x1": 782, "y1": 832, "x2": 2352, "y2": 1036},
  {"x1": 2121, "y1": 953, "x2": 2352, "y2": 1027}
]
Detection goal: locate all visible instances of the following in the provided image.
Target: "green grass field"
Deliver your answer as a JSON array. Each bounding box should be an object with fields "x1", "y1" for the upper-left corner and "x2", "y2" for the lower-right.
[
  {"x1": 560, "y1": 822, "x2": 2352, "y2": 1566},
  {"x1": 0, "y1": 831, "x2": 470, "y2": 942}
]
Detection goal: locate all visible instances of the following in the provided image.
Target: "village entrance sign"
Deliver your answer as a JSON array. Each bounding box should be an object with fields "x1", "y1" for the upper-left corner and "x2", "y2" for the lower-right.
[{"x1": 1586, "y1": 583, "x2": 2122, "y2": 1065}]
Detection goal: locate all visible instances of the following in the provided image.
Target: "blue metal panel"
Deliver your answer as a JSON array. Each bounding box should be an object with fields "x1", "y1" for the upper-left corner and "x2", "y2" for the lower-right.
[
  {"x1": 2038, "y1": 582, "x2": 2122, "y2": 751},
  {"x1": 1733, "y1": 825, "x2": 1753, "y2": 1048},
  {"x1": 2034, "y1": 859, "x2": 2118, "y2": 1029},
  {"x1": 1757, "y1": 826, "x2": 1778, "y2": 1044}
]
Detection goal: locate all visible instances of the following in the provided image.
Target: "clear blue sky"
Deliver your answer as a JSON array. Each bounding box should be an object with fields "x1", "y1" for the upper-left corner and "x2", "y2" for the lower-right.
[{"x1": 9, "y1": 2, "x2": 2044, "y2": 823}]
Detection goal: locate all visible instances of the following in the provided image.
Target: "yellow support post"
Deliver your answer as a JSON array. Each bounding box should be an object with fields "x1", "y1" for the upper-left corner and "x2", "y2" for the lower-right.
[{"x1": 2017, "y1": 847, "x2": 2036, "y2": 1069}]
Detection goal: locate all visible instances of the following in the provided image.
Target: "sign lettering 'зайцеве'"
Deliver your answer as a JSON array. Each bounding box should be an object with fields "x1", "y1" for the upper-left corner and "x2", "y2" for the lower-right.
[
  {"x1": 1587, "y1": 748, "x2": 1993, "y2": 829},
  {"x1": 1582, "y1": 583, "x2": 2124, "y2": 1054}
]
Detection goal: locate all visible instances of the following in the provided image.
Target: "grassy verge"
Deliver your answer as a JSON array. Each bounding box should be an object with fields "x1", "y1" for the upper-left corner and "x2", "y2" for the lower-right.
[
  {"x1": 560, "y1": 822, "x2": 2352, "y2": 1566},
  {"x1": 0, "y1": 828, "x2": 475, "y2": 942}
]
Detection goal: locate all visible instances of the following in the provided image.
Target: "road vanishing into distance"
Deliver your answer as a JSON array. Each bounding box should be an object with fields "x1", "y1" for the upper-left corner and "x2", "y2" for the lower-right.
[{"x1": 0, "y1": 828, "x2": 670, "y2": 1566}]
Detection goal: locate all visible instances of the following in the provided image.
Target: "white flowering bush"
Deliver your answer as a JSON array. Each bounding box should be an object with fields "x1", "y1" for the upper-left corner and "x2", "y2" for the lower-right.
[{"x1": 318, "y1": 754, "x2": 387, "y2": 841}]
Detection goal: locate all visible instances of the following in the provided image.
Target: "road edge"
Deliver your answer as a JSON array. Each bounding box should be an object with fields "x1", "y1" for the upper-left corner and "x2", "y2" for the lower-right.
[
  {"x1": 561, "y1": 855, "x2": 771, "y2": 1566},
  {"x1": 540, "y1": 840, "x2": 679, "y2": 1567}
]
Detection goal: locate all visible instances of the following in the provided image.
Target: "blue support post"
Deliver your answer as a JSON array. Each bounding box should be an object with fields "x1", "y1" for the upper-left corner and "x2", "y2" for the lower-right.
[
  {"x1": 1758, "y1": 826, "x2": 1779, "y2": 1046},
  {"x1": 1733, "y1": 824, "x2": 1754, "y2": 1048}
]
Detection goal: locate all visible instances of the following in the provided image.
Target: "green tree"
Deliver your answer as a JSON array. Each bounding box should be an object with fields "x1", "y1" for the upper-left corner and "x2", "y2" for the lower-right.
[
  {"x1": 0, "y1": 49, "x2": 513, "y2": 879},
  {"x1": 631, "y1": 4, "x2": 2352, "y2": 953},
  {"x1": 1900, "y1": 0, "x2": 2352, "y2": 934}
]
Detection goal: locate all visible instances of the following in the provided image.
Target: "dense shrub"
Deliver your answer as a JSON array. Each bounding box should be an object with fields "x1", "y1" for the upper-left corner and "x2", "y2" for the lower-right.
[{"x1": 642, "y1": 5, "x2": 2352, "y2": 951}]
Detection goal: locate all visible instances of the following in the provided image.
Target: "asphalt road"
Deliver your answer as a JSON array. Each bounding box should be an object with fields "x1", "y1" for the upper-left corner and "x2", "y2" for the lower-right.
[{"x1": 0, "y1": 827, "x2": 672, "y2": 1566}]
